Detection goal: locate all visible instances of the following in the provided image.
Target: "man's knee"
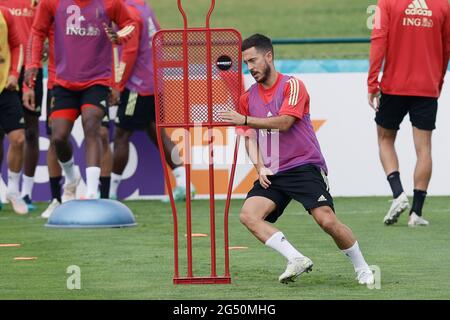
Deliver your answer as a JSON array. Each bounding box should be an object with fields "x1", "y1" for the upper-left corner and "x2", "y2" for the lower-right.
[
  {"x1": 25, "y1": 126, "x2": 39, "y2": 143},
  {"x1": 314, "y1": 207, "x2": 339, "y2": 234},
  {"x1": 377, "y1": 127, "x2": 396, "y2": 144},
  {"x1": 51, "y1": 130, "x2": 70, "y2": 148},
  {"x1": 8, "y1": 131, "x2": 25, "y2": 149},
  {"x1": 239, "y1": 208, "x2": 264, "y2": 227}
]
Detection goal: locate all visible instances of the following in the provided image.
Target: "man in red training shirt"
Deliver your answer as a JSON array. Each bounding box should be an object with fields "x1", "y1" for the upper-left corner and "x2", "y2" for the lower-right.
[
  {"x1": 0, "y1": 6, "x2": 28, "y2": 214},
  {"x1": 26, "y1": 0, "x2": 136, "y2": 200},
  {"x1": 0, "y1": 0, "x2": 41, "y2": 211},
  {"x1": 368, "y1": 0, "x2": 450, "y2": 227}
]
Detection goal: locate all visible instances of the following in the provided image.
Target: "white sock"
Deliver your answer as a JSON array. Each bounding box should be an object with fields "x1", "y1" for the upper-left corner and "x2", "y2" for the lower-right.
[
  {"x1": 172, "y1": 166, "x2": 186, "y2": 188},
  {"x1": 59, "y1": 157, "x2": 78, "y2": 184},
  {"x1": 265, "y1": 231, "x2": 305, "y2": 261},
  {"x1": 341, "y1": 241, "x2": 370, "y2": 272},
  {"x1": 86, "y1": 167, "x2": 101, "y2": 198},
  {"x1": 109, "y1": 172, "x2": 122, "y2": 197},
  {"x1": 21, "y1": 175, "x2": 34, "y2": 198},
  {"x1": 7, "y1": 170, "x2": 21, "y2": 195}
]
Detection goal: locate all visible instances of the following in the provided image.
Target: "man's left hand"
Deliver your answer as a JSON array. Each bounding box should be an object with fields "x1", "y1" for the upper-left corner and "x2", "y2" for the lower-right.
[
  {"x1": 5, "y1": 75, "x2": 18, "y2": 91},
  {"x1": 103, "y1": 23, "x2": 119, "y2": 44}
]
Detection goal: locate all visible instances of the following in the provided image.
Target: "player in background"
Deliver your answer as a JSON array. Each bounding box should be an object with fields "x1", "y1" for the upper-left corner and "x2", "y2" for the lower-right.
[
  {"x1": 0, "y1": 6, "x2": 28, "y2": 214},
  {"x1": 221, "y1": 34, "x2": 374, "y2": 285},
  {"x1": 25, "y1": 25, "x2": 112, "y2": 218},
  {"x1": 0, "y1": 0, "x2": 41, "y2": 211},
  {"x1": 368, "y1": 0, "x2": 450, "y2": 226},
  {"x1": 25, "y1": 0, "x2": 136, "y2": 200},
  {"x1": 110, "y1": 0, "x2": 193, "y2": 201}
]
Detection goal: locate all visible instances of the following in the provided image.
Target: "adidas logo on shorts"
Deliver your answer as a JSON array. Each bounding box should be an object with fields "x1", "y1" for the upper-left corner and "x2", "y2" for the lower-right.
[{"x1": 317, "y1": 195, "x2": 327, "y2": 202}]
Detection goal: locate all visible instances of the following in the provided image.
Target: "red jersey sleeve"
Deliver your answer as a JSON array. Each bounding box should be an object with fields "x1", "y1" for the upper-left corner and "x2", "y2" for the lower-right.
[
  {"x1": 278, "y1": 77, "x2": 309, "y2": 120},
  {"x1": 3, "y1": 8, "x2": 23, "y2": 78},
  {"x1": 236, "y1": 91, "x2": 254, "y2": 137},
  {"x1": 116, "y1": 5, "x2": 141, "y2": 91},
  {"x1": 106, "y1": 0, "x2": 137, "y2": 44},
  {"x1": 29, "y1": 0, "x2": 55, "y2": 70},
  {"x1": 441, "y1": 3, "x2": 450, "y2": 92},
  {"x1": 368, "y1": 0, "x2": 390, "y2": 94}
]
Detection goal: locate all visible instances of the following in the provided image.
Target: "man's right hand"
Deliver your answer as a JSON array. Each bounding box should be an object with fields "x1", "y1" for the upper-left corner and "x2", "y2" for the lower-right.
[
  {"x1": 368, "y1": 92, "x2": 381, "y2": 112},
  {"x1": 258, "y1": 166, "x2": 274, "y2": 189},
  {"x1": 108, "y1": 88, "x2": 121, "y2": 106},
  {"x1": 23, "y1": 90, "x2": 36, "y2": 111},
  {"x1": 24, "y1": 67, "x2": 39, "y2": 88}
]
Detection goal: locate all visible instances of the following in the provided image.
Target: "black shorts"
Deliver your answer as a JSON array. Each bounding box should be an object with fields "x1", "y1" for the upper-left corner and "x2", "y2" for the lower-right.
[
  {"x1": 375, "y1": 93, "x2": 438, "y2": 131},
  {"x1": 246, "y1": 164, "x2": 334, "y2": 223},
  {"x1": 51, "y1": 85, "x2": 109, "y2": 120},
  {"x1": 0, "y1": 90, "x2": 25, "y2": 134},
  {"x1": 19, "y1": 67, "x2": 43, "y2": 116},
  {"x1": 46, "y1": 88, "x2": 109, "y2": 134},
  {"x1": 115, "y1": 89, "x2": 155, "y2": 131}
]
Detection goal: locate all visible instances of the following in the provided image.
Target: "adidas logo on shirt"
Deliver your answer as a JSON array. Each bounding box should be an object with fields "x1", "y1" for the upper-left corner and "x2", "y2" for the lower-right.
[
  {"x1": 8, "y1": 8, "x2": 35, "y2": 17},
  {"x1": 405, "y1": 0, "x2": 432, "y2": 17}
]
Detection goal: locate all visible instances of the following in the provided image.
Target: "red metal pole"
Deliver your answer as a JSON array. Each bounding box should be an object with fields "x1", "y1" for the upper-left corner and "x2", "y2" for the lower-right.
[
  {"x1": 157, "y1": 127, "x2": 180, "y2": 280},
  {"x1": 205, "y1": 16, "x2": 217, "y2": 277},
  {"x1": 224, "y1": 135, "x2": 240, "y2": 278},
  {"x1": 205, "y1": 0, "x2": 216, "y2": 28},
  {"x1": 152, "y1": 33, "x2": 181, "y2": 281},
  {"x1": 177, "y1": 0, "x2": 188, "y2": 29},
  {"x1": 179, "y1": 0, "x2": 193, "y2": 278}
]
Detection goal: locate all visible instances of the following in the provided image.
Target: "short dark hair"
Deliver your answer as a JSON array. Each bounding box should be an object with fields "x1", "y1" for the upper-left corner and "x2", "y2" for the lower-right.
[{"x1": 242, "y1": 34, "x2": 274, "y2": 55}]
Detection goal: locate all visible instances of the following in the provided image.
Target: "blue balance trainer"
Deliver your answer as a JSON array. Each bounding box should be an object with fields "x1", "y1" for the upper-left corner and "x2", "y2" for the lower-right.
[{"x1": 45, "y1": 199, "x2": 137, "y2": 228}]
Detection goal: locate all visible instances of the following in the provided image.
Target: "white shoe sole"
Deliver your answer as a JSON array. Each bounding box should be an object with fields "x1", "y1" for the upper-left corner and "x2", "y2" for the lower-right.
[
  {"x1": 384, "y1": 202, "x2": 409, "y2": 225},
  {"x1": 279, "y1": 263, "x2": 313, "y2": 284},
  {"x1": 408, "y1": 222, "x2": 429, "y2": 227}
]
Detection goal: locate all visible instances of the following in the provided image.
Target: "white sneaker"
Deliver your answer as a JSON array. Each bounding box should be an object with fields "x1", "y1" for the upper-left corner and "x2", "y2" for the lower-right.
[
  {"x1": 356, "y1": 267, "x2": 375, "y2": 285},
  {"x1": 408, "y1": 212, "x2": 429, "y2": 227},
  {"x1": 278, "y1": 256, "x2": 313, "y2": 284},
  {"x1": 41, "y1": 199, "x2": 61, "y2": 219},
  {"x1": 7, "y1": 192, "x2": 29, "y2": 215},
  {"x1": 383, "y1": 192, "x2": 409, "y2": 225},
  {"x1": 62, "y1": 175, "x2": 81, "y2": 203}
]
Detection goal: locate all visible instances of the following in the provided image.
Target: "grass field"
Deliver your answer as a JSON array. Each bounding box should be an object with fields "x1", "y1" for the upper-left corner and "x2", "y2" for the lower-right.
[
  {"x1": 150, "y1": 0, "x2": 375, "y2": 59},
  {"x1": 1, "y1": 197, "x2": 450, "y2": 300}
]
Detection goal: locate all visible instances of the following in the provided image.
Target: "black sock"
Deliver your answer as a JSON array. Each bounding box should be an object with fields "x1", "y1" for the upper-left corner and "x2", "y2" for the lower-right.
[
  {"x1": 100, "y1": 176, "x2": 111, "y2": 199},
  {"x1": 387, "y1": 171, "x2": 404, "y2": 198},
  {"x1": 50, "y1": 176, "x2": 62, "y2": 203},
  {"x1": 410, "y1": 189, "x2": 427, "y2": 216}
]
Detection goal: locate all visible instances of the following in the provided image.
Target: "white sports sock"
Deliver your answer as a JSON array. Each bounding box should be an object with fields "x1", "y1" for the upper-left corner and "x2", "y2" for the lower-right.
[
  {"x1": 86, "y1": 167, "x2": 101, "y2": 198},
  {"x1": 21, "y1": 175, "x2": 34, "y2": 198},
  {"x1": 341, "y1": 241, "x2": 370, "y2": 272},
  {"x1": 172, "y1": 166, "x2": 186, "y2": 188},
  {"x1": 7, "y1": 170, "x2": 21, "y2": 195},
  {"x1": 58, "y1": 157, "x2": 78, "y2": 184},
  {"x1": 109, "y1": 172, "x2": 122, "y2": 197},
  {"x1": 265, "y1": 231, "x2": 305, "y2": 261}
]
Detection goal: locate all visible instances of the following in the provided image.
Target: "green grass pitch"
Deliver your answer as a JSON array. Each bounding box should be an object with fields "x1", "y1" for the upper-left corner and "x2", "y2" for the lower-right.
[
  {"x1": 151, "y1": 0, "x2": 376, "y2": 59},
  {"x1": 1, "y1": 197, "x2": 449, "y2": 299}
]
